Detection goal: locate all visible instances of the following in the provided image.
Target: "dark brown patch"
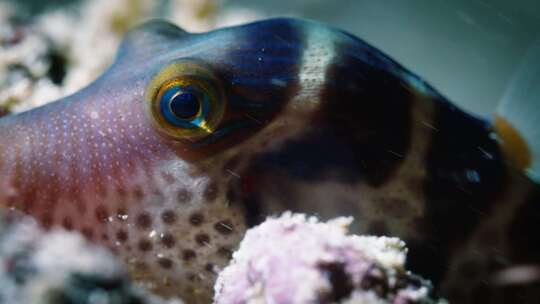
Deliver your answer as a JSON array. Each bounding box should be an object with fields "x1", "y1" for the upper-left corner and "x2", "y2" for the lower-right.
[
  {"x1": 81, "y1": 227, "x2": 94, "y2": 240},
  {"x1": 6, "y1": 196, "x2": 19, "y2": 209},
  {"x1": 457, "y1": 259, "x2": 482, "y2": 279},
  {"x1": 94, "y1": 204, "x2": 109, "y2": 223},
  {"x1": 182, "y1": 249, "x2": 196, "y2": 261},
  {"x1": 116, "y1": 186, "x2": 127, "y2": 198},
  {"x1": 203, "y1": 181, "x2": 219, "y2": 202},
  {"x1": 205, "y1": 263, "x2": 215, "y2": 273},
  {"x1": 0, "y1": 107, "x2": 9, "y2": 117},
  {"x1": 508, "y1": 186, "x2": 540, "y2": 262},
  {"x1": 365, "y1": 220, "x2": 389, "y2": 236},
  {"x1": 189, "y1": 213, "x2": 204, "y2": 226},
  {"x1": 61, "y1": 217, "x2": 73, "y2": 230},
  {"x1": 413, "y1": 96, "x2": 508, "y2": 285},
  {"x1": 217, "y1": 246, "x2": 232, "y2": 259},
  {"x1": 135, "y1": 212, "x2": 152, "y2": 229},
  {"x1": 476, "y1": 227, "x2": 500, "y2": 247},
  {"x1": 116, "y1": 229, "x2": 128, "y2": 242},
  {"x1": 101, "y1": 233, "x2": 109, "y2": 241},
  {"x1": 135, "y1": 261, "x2": 148, "y2": 272},
  {"x1": 161, "y1": 210, "x2": 177, "y2": 224},
  {"x1": 96, "y1": 184, "x2": 107, "y2": 199},
  {"x1": 294, "y1": 43, "x2": 414, "y2": 186},
  {"x1": 226, "y1": 187, "x2": 238, "y2": 203},
  {"x1": 75, "y1": 201, "x2": 86, "y2": 216},
  {"x1": 133, "y1": 185, "x2": 144, "y2": 200},
  {"x1": 158, "y1": 257, "x2": 174, "y2": 269},
  {"x1": 138, "y1": 239, "x2": 153, "y2": 251},
  {"x1": 222, "y1": 155, "x2": 241, "y2": 176},
  {"x1": 405, "y1": 177, "x2": 424, "y2": 197},
  {"x1": 20, "y1": 188, "x2": 37, "y2": 213},
  {"x1": 360, "y1": 266, "x2": 389, "y2": 297},
  {"x1": 160, "y1": 233, "x2": 176, "y2": 248},
  {"x1": 44, "y1": 189, "x2": 60, "y2": 208},
  {"x1": 177, "y1": 188, "x2": 193, "y2": 203},
  {"x1": 239, "y1": 192, "x2": 264, "y2": 227},
  {"x1": 318, "y1": 262, "x2": 354, "y2": 302},
  {"x1": 41, "y1": 213, "x2": 53, "y2": 229},
  {"x1": 373, "y1": 197, "x2": 410, "y2": 218},
  {"x1": 214, "y1": 219, "x2": 234, "y2": 235},
  {"x1": 195, "y1": 233, "x2": 210, "y2": 246}
]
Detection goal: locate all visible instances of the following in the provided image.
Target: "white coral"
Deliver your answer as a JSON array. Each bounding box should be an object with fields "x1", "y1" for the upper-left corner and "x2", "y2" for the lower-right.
[{"x1": 214, "y1": 212, "x2": 435, "y2": 304}]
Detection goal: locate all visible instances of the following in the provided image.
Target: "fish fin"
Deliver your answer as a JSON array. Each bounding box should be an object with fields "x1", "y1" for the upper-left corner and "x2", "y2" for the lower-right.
[
  {"x1": 496, "y1": 38, "x2": 540, "y2": 182},
  {"x1": 493, "y1": 114, "x2": 532, "y2": 172}
]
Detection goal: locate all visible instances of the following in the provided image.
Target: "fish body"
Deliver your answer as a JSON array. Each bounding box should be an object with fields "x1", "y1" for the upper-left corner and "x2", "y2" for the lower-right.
[{"x1": 0, "y1": 18, "x2": 538, "y2": 303}]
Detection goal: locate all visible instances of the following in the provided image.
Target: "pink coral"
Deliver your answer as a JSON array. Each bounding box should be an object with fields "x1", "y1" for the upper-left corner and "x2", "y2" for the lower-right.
[{"x1": 214, "y1": 213, "x2": 440, "y2": 304}]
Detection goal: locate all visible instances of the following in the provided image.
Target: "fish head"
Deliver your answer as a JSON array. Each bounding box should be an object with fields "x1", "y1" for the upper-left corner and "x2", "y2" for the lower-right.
[{"x1": 100, "y1": 17, "x2": 424, "y2": 226}]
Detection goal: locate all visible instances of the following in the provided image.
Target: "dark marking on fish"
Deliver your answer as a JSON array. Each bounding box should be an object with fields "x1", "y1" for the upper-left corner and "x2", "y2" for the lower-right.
[{"x1": 411, "y1": 100, "x2": 507, "y2": 285}]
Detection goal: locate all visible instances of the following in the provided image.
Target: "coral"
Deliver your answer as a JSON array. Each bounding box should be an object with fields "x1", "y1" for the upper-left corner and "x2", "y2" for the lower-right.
[
  {"x1": 214, "y1": 213, "x2": 443, "y2": 304},
  {"x1": 0, "y1": 213, "x2": 183, "y2": 304},
  {"x1": 0, "y1": 211, "x2": 445, "y2": 304},
  {"x1": 0, "y1": 0, "x2": 260, "y2": 115},
  {"x1": 0, "y1": 5, "x2": 63, "y2": 114}
]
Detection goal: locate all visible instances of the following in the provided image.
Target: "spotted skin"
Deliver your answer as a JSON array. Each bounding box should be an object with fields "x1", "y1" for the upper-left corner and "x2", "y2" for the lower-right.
[{"x1": 0, "y1": 18, "x2": 539, "y2": 303}]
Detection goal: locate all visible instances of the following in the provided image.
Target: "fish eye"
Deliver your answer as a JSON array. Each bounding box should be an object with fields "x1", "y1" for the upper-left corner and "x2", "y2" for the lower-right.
[
  {"x1": 145, "y1": 60, "x2": 225, "y2": 140},
  {"x1": 163, "y1": 85, "x2": 200, "y2": 121},
  {"x1": 157, "y1": 80, "x2": 205, "y2": 128}
]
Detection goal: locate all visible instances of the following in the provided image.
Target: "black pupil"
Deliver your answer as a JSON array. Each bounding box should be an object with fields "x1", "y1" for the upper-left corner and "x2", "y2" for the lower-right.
[{"x1": 169, "y1": 91, "x2": 200, "y2": 119}]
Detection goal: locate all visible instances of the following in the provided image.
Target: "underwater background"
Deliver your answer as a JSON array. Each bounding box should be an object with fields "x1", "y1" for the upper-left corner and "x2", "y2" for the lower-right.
[{"x1": 4, "y1": 0, "x2": 540, "y2": 114}]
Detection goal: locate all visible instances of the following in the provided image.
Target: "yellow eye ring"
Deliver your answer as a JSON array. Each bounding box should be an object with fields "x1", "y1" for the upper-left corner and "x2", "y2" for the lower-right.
[{"x1": 145, "y1": 60, "x2": 225, "y2": 140}]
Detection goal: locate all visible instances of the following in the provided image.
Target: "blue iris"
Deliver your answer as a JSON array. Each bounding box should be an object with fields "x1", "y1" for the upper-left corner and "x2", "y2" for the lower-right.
[{"x1": 160, "y1": 85, "x2": 205, "y2": 129}]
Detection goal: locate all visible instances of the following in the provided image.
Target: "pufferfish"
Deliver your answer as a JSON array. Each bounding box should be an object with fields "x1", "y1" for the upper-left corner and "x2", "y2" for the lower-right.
[{"x1": 0, "y1": 18, "x2": 539, "y2": 303}]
